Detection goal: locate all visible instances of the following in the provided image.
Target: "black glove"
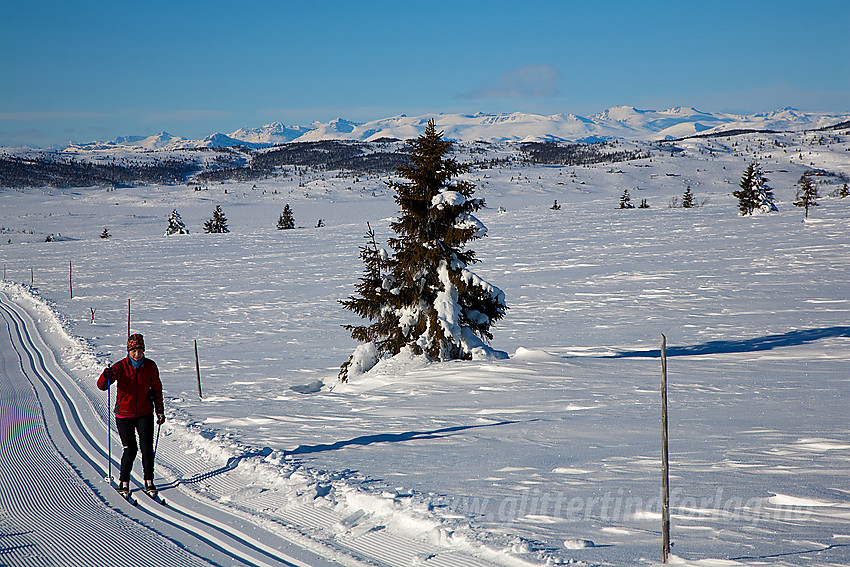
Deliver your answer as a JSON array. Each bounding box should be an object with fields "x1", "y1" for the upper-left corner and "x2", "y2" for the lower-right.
[{"x1": 156, "y1": 413, "x2": 166, "y2": 425}]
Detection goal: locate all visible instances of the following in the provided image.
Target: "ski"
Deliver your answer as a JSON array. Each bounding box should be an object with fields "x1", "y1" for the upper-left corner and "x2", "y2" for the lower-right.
[
  {"x1": 144, "y1": 489, "x2": 167, "y2": 506},
  {"x1": 117, "y1": 488, "x2": 137, "y2": 506}
]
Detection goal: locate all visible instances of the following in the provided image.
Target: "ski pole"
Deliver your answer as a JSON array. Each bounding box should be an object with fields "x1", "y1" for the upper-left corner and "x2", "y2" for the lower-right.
[
  {"x1": 107, "y1": 378, "x2": 112, "y2": 487},
  {"x1": 154, "y1": 420, "x2": 161, "y2": 460}
]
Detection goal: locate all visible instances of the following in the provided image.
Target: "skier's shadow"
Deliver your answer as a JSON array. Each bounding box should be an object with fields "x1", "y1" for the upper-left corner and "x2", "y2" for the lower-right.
[
  {"x1": 286, "y1": 420, "x2": 526, "y2": 457},
  {"x1": 605, "y1": 326, "x2": 850, "y2": 359},
  {"x1": 171, "y1": 446, "x2": 274, "y2": 487}
]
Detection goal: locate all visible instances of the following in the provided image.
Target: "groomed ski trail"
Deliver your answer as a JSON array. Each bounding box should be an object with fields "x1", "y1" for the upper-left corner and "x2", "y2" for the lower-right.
[
  {"x1": 0, "y1": 292, "x2": 332, "y2": 567},
  {"x1": 0, "y1": 289, "x2": 512, "y2": 567}
]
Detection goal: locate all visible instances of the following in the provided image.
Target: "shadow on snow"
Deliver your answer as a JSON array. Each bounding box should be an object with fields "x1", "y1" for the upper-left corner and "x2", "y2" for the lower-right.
[
  {"x1": 606, "y1": 326, "x2": 850, "y2": 359},
  {"x1": 286, "y1": 420, "x2": 525, "y2": 457},
  {"x1": 164, "y1": 421, "x2": 526, "y2": 488}
]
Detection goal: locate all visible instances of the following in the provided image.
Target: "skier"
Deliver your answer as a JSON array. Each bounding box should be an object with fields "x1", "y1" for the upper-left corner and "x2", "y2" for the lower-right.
[{"x1": 98, "y1": 333, "x2": 165, "y2": 497}]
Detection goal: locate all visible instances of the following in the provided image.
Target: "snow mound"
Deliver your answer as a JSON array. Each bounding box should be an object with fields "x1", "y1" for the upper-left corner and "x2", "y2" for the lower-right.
[
  {"x1": 512, "y1": 347, "x2": 560, "y2": 360},
  {"x1": 563, "y1": 538, "x2": 596, "y2": 549},
  {"x1": 289, "y1": 379, "x2": 325, "y2": 394}
]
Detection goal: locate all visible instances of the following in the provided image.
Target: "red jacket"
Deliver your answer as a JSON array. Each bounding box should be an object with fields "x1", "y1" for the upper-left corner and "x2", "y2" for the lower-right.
[{"x1": 98, "y1": 357, "x2": 164, "y2": 418}]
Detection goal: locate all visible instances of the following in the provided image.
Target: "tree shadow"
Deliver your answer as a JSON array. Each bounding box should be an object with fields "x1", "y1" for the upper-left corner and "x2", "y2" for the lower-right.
[
  {"x1": 286, "y1": 420, "x2": 525, "y2": 457},
  {"x1": 165, "y1": 421, "x2": 524, "y2": 489},
  {"x1": 607, "y1": 326, "x2": 850, "y2": 358},
  {"x1": 729, "y1": 542, "x2": 850, "y2": 561}
]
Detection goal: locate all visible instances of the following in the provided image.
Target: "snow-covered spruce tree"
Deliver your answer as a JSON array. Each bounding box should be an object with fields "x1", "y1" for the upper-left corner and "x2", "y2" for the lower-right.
[
  {"x1": 682, "y1": 185, "x2": 694, "y2": 208},
  {"x1": 277, "y1": 204, "x2": 295, "y2": 229},
  {"x1": 203, "y1": 205, "x2": 229, "y2": 233},
  {"x1": 100, "y1": 227, "x2": 111, "y2": 239},
  {"x1": 619, "y1": 188, "x2": 635, "y2": 209},
  {"x1": 165, "y1": 209, "x2": 189, "y2": 235},
  {"x1": 793, "y1": 174, "x2": 818, "y2": 218},
  {"x1": 733, "y1": 162, "x2": 777, "y2": 215},
  {"x1": 338, "y1": 120, "x2": 507, "y2": 382}
]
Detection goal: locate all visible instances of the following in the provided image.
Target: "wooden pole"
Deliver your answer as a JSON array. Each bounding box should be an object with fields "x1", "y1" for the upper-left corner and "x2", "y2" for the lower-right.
[
  {"x1": 31, "y1": 267, "x2": 34, "y2": 285},
  {"x1": 661, "y1": 333, "x2": 671, "y2": 563},
  {"x1": 69, "y1": 260, "x2": 73, "y2": 299},
  {"x1": 194, "y1": 340, "x2": 203, "y2": 400},
  {"x1": 127, "y1": 299, "x2": 131, "y2": 338}
]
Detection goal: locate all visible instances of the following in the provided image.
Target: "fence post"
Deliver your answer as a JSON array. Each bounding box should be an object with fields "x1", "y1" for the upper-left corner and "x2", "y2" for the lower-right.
[
  {"x1": 661, "y1": 333, "x2": 670, "y2": 563},
  {"x1": 69, "y1": 260, "x2": 73, "y2": 299},
  {"x1": 194, "y1": 340, "x2": 203, "y2": 400}
]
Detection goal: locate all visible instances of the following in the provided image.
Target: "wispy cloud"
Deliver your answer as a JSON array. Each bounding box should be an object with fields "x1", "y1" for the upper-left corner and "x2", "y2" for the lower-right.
[
  {"x1": 142, "y1": 110, "x2": 232, "y2": 123},
  {"x1": 0, "y1": 111, "x2": 110, "y2": 121},
  {"x1": 460, "y1": 64, "x2": 562, "y2": 100}
]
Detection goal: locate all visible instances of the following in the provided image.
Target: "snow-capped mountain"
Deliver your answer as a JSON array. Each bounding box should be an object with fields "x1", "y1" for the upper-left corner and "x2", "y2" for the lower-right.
[
  {"x1": 67, "y1": 131, "x2": 189, "y2": 152},
  {"x1": 226, "y1": 122, "x2": 314, "y2": 146},
  {"x1": 60, "y1": 107, "x2": 850, "y2": 152}
]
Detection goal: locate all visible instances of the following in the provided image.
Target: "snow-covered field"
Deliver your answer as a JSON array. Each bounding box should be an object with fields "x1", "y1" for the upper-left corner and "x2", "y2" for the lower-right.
[{"x1": 2, "y1": 128, "x2": 850, "y2": 565}]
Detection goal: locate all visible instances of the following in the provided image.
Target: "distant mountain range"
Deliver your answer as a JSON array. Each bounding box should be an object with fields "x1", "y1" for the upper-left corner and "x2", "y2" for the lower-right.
[{"x1": 65, "y1": 106, "x2": 850, "y2": 152}]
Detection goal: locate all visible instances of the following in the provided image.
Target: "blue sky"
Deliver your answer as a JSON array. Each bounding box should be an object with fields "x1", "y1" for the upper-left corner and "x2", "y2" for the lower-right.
[{"x1": 1, "y1": 0, "x2": 848, "y2": 147}]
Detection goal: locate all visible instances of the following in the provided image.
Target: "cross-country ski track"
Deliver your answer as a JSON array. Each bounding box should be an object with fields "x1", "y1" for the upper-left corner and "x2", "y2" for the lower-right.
[{"x1": 0, "y1": 291, "x2": 505, "y2": 567}]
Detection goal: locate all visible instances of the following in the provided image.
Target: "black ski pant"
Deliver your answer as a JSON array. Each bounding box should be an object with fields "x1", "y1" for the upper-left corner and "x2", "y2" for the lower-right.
[{"x1": 116, "y1": 413, "x2": 155, "y2": 482}]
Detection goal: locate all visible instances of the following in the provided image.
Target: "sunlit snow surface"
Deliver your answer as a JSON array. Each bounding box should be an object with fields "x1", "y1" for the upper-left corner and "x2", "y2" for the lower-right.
[{"x1": 2, "y1": 130, "x2": 849, "y2": 565}]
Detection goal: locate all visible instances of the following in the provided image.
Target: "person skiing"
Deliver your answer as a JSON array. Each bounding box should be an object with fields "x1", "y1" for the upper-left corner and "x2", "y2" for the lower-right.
[{"x1": 98, "y1": 333, "x2": 165, "y2": 497}]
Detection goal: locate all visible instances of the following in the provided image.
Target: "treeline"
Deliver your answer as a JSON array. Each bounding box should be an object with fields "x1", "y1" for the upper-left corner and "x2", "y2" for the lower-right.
[
  {"x1": 0, "y1": 156, "x2": 200, "y2": 188},
  {"x1": 194, "y1": 141, "x2": 412, "y2": 182},
  {"x1": 521, "y1": 141, "x2": 649, "y2": 165},
  {"x1": 1, "y1": 139, "x2": 655, "y2": 188},
  {"x1": 252, "y1": 141, "x2": 410, "y2": 174}
]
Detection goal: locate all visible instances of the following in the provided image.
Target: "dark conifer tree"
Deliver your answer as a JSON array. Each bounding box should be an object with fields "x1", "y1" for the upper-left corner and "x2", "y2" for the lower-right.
[
  {"x1": 733, "y1": 162, "x2": 776, "y2": 215},
  {"x1": 733, "y1": 163, "x2": 759, "y2": 215},
  {"x1": 339, "y1": 222, "x2": 397, "y2": 347},
  {"x1": 793, "y1": 174, "x2": 818, "y2": 218},
  {"x1": 339, "y1": 120, "x2": 507, "y2": 381},
  {"x1": 619, "y1": 188, "x2": 635, "y2": 209},
  {"x1": 277, "y1": 204, "x2": 295, "y2": 229},
  {"x1": 100, "y1": 227, "x2": 111, "y2": 239},
  {"x1": 165, "y1": 209, "x2": 189, "y2": 235},
  {"x1": 682, "y1": 186, "x2": 694, "y2": 208},
  {"x1": 203, "y1": 205, "x2": 229, "y2": 233}
]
